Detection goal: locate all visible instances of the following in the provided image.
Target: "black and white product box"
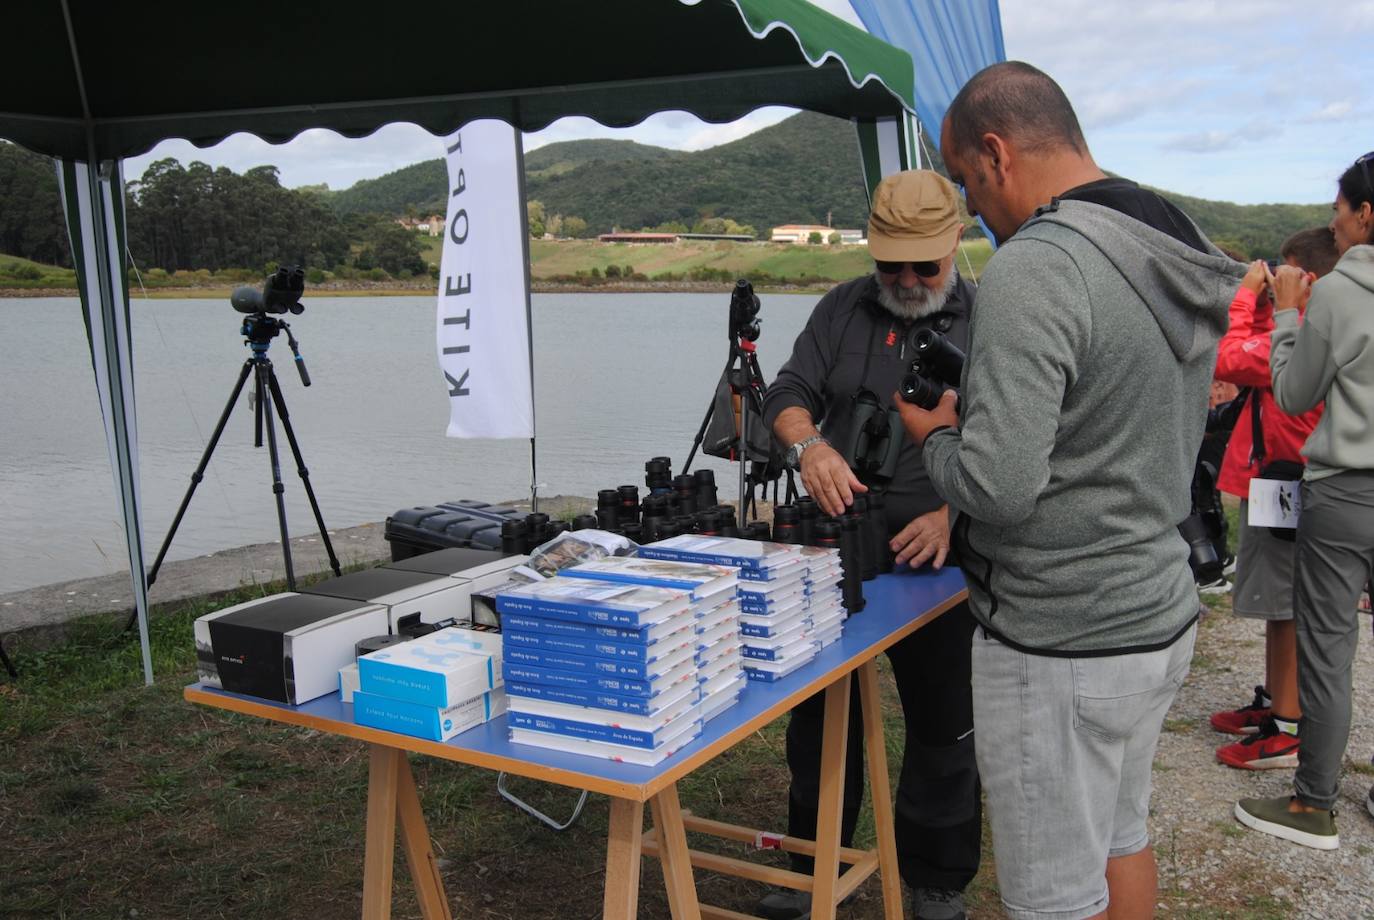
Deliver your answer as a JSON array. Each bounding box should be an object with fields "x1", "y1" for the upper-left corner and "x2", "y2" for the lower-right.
[
  {"x1": 384, "y1": 550, "x2": 529, "y2": 628},
  {"x1": 495, "y1": 578, "x2": 703, "y2": 760},
  {"x1": 301, "y1": 567, "x2": 475, "y2": 633},
  {"x1": 195, "y1": 592, "x2": 389, "y2": 704}
]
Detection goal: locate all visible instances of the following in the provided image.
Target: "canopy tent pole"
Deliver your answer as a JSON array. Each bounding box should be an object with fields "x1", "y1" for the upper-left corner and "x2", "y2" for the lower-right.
[
  {"x1": 57, "y1": 158, "x2": 154, "y2": 686},
  {"x1": 513, "y1": 132, "x2": 540, "y2": 514}
]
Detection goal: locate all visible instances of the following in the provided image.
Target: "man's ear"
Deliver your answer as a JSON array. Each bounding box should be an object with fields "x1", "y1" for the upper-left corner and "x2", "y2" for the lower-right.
[{"x1": 980, "y1": 132, "x2": 1012, "y2": 182}]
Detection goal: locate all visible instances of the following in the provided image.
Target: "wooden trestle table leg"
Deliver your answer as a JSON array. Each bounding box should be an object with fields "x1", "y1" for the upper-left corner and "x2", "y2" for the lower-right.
[
  {"x1": 604, "y1": 797, "x2": 645, "y2": 920},
  {"x1": 649, "y1": 784, "x2": 702, "y2": 920},
  {"x1": 810, "y1": 672, "x2": 852, "y2": 920},
  {"x1": 361, "y1": 744, "x2": 453, "y2": 920},
  {"x1": 857, "y1": 660, "x2": 904, "y2": 919}
]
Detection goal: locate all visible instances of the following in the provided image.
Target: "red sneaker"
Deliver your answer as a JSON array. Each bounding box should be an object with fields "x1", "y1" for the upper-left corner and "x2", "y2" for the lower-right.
[
  {"x1": 1209, "y1": 686, "x2": 1271, "y2": 735},
  {"x1": 1216, "y1": 720, "x2": 1299, "y2": 770}
]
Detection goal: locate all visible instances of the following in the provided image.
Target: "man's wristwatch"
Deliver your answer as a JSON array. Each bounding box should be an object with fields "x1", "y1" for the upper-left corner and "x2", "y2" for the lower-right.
[{"x1": 786, "y1": 434, "x2": 826, "y2": 470}]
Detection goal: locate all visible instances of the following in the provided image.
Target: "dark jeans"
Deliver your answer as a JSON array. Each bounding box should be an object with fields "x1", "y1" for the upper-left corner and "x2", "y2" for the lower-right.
[{"x1": 784, "y1": 599, "x2": 981, "y2": 892}]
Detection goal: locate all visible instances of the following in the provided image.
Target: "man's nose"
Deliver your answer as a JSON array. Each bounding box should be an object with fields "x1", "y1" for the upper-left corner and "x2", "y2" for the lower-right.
[{"x1": 898, "y1": 264, "x2": 921, "y2": 287}]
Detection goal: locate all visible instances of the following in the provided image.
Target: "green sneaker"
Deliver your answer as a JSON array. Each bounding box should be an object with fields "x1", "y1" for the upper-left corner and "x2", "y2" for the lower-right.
[{"x1": 1235, "y1": 796, "x2": 1339, "y2": 850}]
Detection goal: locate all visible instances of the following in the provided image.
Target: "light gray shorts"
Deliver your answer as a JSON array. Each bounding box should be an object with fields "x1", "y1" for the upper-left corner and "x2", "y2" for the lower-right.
[
  {"x1": 1232, "y1": 498, "x2": 1297, "y2": 621},
  {"x1": 971, "y1": 624, "x2": 1196, "y2": 920}
]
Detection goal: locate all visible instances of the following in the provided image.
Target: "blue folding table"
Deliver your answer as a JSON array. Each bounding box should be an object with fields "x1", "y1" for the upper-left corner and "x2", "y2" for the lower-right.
[{"x1": 186, "y1": 567, "x2": 968, "y2": 920}]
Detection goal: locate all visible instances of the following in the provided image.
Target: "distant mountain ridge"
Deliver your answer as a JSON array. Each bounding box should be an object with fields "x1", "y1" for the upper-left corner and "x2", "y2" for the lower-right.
[{"x1": 323, "y1": 111, "x2": 1330, "y2": 258}]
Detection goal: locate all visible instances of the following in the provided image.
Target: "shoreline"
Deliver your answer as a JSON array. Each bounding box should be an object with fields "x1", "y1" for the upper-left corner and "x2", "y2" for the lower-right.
[{"x1": 0, "y1": 279, "x2": 833, "y2": 300}]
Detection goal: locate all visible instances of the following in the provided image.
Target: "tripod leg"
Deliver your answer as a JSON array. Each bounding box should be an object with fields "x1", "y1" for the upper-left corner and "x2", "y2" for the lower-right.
[
  {"x1": 124, "y1": 359, "x2": 256, "y2": 634},
  {"x1": 256, "y1": 363, "x2": 297, "y2": 590},
  {"x1": 265, "y1": 366, "x2": 342, "y2": 578},
  {"x1": 0, "y1": 639, "x2": 16, "y2": 680}
]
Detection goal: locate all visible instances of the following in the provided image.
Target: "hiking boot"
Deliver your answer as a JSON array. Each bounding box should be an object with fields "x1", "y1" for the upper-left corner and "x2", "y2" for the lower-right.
[
  {"x1": 756, "y1": 889, "x2": 810, "y2": 920},
  {"x1": 1216, "y1": 718, "x2": 1299, "y2": 769},
  {"x1": 1197, "y1": 576, "x2": 1231, "y2": 596},
  {"x1": 912, "y1": 887, "x2": 966, "y2": 920},
  {"x1": 1235, "y1": 796, "x2": 1338, "y2": 850},
  {"x1": 1209, "y1": 686, "x2": 1271, "y2": 734}
]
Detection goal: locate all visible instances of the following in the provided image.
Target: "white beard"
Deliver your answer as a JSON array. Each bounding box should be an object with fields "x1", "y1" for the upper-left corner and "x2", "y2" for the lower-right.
[{"x1": 873, "y1": 270, "x2": 957, "y2": 320}]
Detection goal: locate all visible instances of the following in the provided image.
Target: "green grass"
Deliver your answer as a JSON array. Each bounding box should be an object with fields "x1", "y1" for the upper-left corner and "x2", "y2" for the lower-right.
[{"x1": 0, "y1": 556, "x2": 1303, "y2": 919}]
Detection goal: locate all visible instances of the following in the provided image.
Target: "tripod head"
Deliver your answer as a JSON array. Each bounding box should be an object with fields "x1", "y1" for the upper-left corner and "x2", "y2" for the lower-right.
[{"x1": 239, "y1": 311, "x2": 311, "y2": 386}]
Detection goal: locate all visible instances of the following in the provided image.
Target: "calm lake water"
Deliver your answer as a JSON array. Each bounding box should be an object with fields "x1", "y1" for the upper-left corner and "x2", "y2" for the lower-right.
[{"x1": 0, "y1": 292, "x2": 817, "y2": 594}]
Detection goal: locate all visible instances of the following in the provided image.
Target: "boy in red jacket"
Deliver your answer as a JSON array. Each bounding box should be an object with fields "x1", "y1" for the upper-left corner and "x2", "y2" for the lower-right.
[{"x1": 1209, "y1": 227, "x2": 1336, "y2": 769}]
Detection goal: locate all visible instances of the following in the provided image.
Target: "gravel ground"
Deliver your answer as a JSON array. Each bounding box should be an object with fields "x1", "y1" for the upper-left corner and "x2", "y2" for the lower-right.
[{"x1": 1150, "y1": 600, "x2": 1374, "y2": 919}]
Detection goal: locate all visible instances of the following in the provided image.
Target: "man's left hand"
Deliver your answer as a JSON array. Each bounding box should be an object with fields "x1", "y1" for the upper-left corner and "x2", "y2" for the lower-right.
[
  {"x1": 891, "y1": 505, "x2": 951, "y2": 569},
  {"x1": 894, "y1": 388, "x2": 959, "y2": 447}
]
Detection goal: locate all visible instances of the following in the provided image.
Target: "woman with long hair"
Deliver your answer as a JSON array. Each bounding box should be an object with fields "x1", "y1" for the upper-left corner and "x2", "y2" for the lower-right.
[{"x1": 1236, "y1": 151, "x2": 1374, "y2": 850}]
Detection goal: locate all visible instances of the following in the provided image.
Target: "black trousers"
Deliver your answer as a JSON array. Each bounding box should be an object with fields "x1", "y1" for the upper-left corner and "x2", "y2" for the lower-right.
[{"x1": 783, "y1": 599, "x2": 981, "y2": 892}]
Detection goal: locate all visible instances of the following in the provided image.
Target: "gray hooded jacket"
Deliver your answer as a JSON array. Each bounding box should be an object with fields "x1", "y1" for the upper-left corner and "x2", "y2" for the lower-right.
[
  {"x1": 1271, "y1": 244, "x2": 1374, "y2": 479},
  {"x1": 923, "y1": 198, "x2": 1242, "y2": 655}
]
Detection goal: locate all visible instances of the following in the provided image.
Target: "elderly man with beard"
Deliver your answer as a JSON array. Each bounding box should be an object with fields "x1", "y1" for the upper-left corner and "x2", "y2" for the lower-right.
[{"x1": 756, "y1": 170, "x2": 980, "y2": 920}]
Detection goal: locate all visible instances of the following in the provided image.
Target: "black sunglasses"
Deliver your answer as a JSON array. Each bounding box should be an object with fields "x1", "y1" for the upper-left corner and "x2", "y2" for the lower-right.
[{"x1": 874, "y1": 259, "x2": 941, "y2": 277}]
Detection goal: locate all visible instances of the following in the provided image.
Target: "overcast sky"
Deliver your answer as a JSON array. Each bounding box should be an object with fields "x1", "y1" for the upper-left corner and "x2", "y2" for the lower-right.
[{"x1": 124, "y1": 0, "x2": 1373, "y2": 206}]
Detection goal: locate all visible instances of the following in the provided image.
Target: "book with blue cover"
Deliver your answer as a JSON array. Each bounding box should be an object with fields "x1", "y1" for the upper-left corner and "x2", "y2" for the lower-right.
[
  {"x1": 499, "y1": 609, "x2": 694, "y2": 646},
  {"x1": 509, "y1": 716, "x2": 701, "y2": 766},
  {"x1": 496, "y1": 577, "x2": 690, "y2": 628},
  {"x1": 502, "y1": 656, "x2": 696, "y2": 699},
  {"x1": 505, "y1": 677, "x2": 699, "y2": 716},
  {"x1": 561, "y1": 557, "x2": 738, "y2": 600},
  {"x1": 738, "y1": 586, "x2": 808, "y2": 615},
  {"x1": 501, "y1": 626, "x2": 693, "y2": 665},
  {"x1": 744, "y1": 651, "x2": 816, "y2": 682},
  {"x1": 638, "y1": 535, "x2": 802, "y2": 575},
  {"x1": 503, "y1": 638, "x2": 695, "y2": 680},
  {"x1": 507, "y1": 692, "x2": 700, "y2": 748},
  {"x1": 743, "y1": 634, "x2": 817, "y2": 662}
]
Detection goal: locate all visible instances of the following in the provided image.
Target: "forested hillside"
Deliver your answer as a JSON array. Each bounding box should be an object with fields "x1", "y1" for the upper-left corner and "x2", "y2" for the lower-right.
[{"x1": 0, "y1": 110, "x2": 1342, "y2": 277}]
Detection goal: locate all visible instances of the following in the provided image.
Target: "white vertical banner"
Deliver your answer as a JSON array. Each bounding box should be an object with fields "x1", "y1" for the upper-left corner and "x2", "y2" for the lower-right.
[{"x1": 436, "y1": 120, "x2": 534, "y2": 439}]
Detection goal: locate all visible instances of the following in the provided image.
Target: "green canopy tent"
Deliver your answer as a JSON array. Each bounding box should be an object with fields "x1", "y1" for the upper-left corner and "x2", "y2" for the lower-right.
[{"x1": 0, "y1": 0, "x2": 917, "y2": 684}]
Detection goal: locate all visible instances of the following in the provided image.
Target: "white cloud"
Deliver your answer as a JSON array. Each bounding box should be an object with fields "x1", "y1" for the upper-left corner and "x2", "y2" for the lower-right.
[
  {"x1": 1163, "y1": 130, "x2": 1243, "y2": 154},
  {"x1": 1304, "y1": 101, "x2": 1354, "y2": 123}
]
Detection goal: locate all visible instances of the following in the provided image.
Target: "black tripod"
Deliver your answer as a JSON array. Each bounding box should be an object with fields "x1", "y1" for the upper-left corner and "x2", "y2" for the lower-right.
[
  {"x1": 0, "y1": 640, "x2": 16, "y2": 680},
  {"x1": 124, "y1": 311, "x2": 340, "y2": 632},
  {"x1": 684, "y1": 292, "x2": 772, "y2": 523}
]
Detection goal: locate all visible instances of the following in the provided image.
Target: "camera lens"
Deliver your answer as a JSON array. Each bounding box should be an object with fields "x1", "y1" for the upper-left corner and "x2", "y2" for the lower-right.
[
  {"x1": 621, "y1": 522, "x2": 643, "y2": 542},
  {"x1": 814, "y1": 518, "x2": 842, "y2": 547},
  {"x1": 645, "y1": 457, "x2": 673, "y2": 493},
  {"x1": 597, "y1": 489, "x2": 619, "y2": 510},
  {"x1": 693, "y1": 469, "x2": 719, "y2": 508},
  {"x1": 695, "y1": 510, "x2": 721, "y2": 535},
  {"x1": 746, "y1": 520, "x2": 772, "y2": 541},
  {"x1": 617, "y1": 485, "x2": 640, "y2": 524},
  {"x1": 571, "y1": 513, "x2": 597, "y2": 530},
  {"x1": 774, "y1": 504, "x2": 800, "y2": 525},
  {"x1": 500, "y1": 519, "x2": 526, "y2": 555}
]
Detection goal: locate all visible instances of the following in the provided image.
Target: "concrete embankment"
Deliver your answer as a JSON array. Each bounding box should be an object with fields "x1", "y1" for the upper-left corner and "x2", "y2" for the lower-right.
[{"x1": 0, "y1": 522, "x2": 390, "y2": 637}]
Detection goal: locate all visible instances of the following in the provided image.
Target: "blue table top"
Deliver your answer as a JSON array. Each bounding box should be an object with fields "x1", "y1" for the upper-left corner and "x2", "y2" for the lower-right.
[{"x1": 187, "y1": 566, "x2": 967, "y2": 799}]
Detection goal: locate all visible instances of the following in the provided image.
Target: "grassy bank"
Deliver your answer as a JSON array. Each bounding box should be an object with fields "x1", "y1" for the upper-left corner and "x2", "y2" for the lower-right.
[{"x1": 2, "y1": 239, "x2": 993, "y2": 298}]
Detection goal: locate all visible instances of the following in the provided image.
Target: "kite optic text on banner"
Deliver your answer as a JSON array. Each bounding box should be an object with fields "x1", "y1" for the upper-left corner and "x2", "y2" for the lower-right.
[{"x1": 436, "y1": 120, "x2": 534, "y2": 439}]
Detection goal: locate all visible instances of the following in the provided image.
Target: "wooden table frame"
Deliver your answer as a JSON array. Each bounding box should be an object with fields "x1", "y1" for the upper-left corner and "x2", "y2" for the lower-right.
[{"x1": 185, "y1": 578, "x2": 966, "y2": 919}]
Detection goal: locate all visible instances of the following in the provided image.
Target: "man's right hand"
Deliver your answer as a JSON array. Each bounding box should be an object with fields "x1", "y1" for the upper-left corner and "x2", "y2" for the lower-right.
[{"x1": 800, "y1": 440, "x2": 867, "y2": 517}]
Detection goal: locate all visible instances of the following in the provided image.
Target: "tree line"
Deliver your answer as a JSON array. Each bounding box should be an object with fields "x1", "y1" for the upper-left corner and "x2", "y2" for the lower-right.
[{"x1": 0, "y1": 142, "x2": 429, "y2": 277}]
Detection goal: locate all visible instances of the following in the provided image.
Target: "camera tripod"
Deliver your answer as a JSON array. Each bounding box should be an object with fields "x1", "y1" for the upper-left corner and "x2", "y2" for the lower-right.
[
  {"x1": 684, "y1": 333, "x2": 771, "y2": 523},
  {"x1": 124, "y1": 312, "x2": 340, "y2": 632}
]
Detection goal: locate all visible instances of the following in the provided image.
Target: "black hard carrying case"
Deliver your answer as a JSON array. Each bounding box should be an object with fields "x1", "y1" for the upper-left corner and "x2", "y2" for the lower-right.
[{"x1": 384, "y1": 501, "x2": 522, "y2": 560}]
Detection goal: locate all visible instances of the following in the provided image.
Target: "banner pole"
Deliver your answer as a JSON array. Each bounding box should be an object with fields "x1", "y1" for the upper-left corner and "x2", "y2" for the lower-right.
[{"x1": 513, "y1": 129, "x2": 539, "y2": 513}]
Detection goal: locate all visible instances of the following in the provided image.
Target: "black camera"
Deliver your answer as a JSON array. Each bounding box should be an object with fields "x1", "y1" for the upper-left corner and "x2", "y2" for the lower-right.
[
  {"x1": 835, "y1": 389, "x2": 903, "y2": 483},
  {"x1": 729, "y1": 279, "x2": 761, "y2": 341},
  {"x1": 899, "y1": 327, "x2": 964, "y2": 410},
  {"x1": 232, "y1": 266, "x2": 306, "y2": 316}
]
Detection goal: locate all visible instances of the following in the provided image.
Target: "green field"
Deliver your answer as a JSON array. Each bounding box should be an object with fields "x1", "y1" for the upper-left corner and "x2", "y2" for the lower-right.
[{"x1": 420, "y1": 237, "x2": 994, "y2": 284}]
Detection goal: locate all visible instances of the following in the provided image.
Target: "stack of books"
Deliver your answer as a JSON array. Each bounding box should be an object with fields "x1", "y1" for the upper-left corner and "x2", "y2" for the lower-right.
[
  {"x1": 495, "y1": 577, "x2": 703, "y2": 765},
  {"x1": 640, "y1": 535, "x2": 831, "y2": 683},
  {"x1": 801, "y1": 546, "x2": 846, "y2": 648},
  {"x1": 352, "y1": 626, "x2": 507, "y2": 741},
  {"x1": 562, "y1": 557, "x2": 746, "y2": 723}
]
